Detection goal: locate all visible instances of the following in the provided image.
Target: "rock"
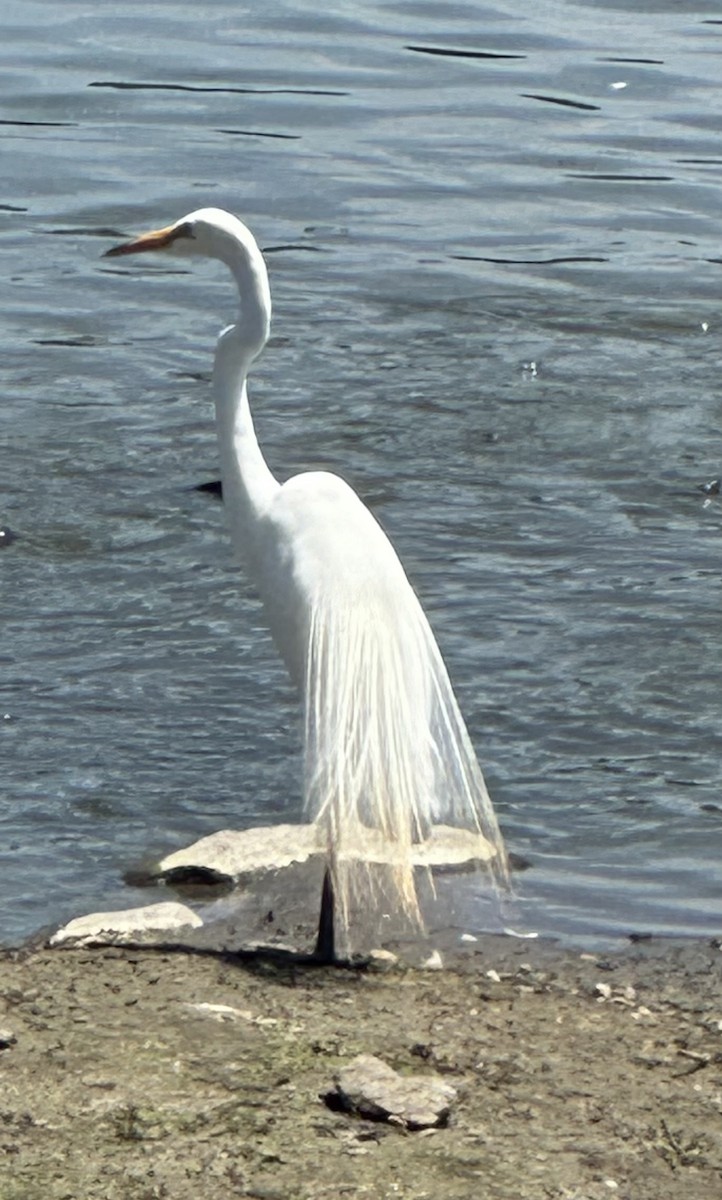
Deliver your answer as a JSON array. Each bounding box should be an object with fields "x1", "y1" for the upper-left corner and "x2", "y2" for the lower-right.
[
  {"x1": 326, "y1": 1053, "x2": 457, "y2": 1130},
  {"x1": 415, "y1": 825, "x2": 497, "y2": 868},
  {"x1": 184, "y1": 1002, "x2": 255, "y2": 1023},
  {"x1": 50, "y1": 823, "x2": 500, "y2": 959},
  {"x1": 155, "y1": 822, "x2": 496, "y2": 888},
  {"x1": 367, "y1": 949, "x2": 399, "y2": 973},
  {"x1": 698, "y1": 477, "x2": 720, "y2": 496},
  {"x1": 157, "y1": 825, "x2": 321, "y2": 886},
  {"x1": 0, "y1": 1028, "x2": 17, "y2": 1049},
  {"x1": 50, "y1": 902, "x2": 203, "y2": 947}
]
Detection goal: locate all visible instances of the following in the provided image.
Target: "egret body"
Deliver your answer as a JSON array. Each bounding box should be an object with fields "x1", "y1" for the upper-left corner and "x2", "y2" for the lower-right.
[{"x1": 105, "y1": 209, "x2": 508, "y2": 956}]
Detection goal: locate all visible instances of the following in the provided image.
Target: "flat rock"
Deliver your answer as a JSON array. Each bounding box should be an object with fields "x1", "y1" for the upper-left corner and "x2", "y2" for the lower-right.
[
  {"x1": 155, "y1": 822, "x2": 495, "y2": 887},
  {"x1": 157, "y1": 824, "x2": 320, "y2": 885},
  {"x1": 326, "y1": 1053, "x2": 457, "y2": 1130},
  {"x1": 50, "y1": 902, "x2": 203, "y2": 947},
  {"x1": 48, "y1": 825, "x2": 501, "y2": 959}
]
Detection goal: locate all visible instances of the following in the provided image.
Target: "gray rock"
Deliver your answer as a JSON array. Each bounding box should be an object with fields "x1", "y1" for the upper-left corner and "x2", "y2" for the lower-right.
[
  {"x1": 50, "y1": 901, "x2": 203, "y2": 947},
  {"x1": 156, "y1": 822, "x2": 495, "y2": 888},
  {"x1": 48, "y1": 824, "x2": 499, "y2": 959},
  {"x1": 327, "y1": 1053, "x2": 457, "y2": 1130},
  {"x1": 157, "y1": 824, "x2": 320, "y2": 885},
  {"x1": 0, "y1": 1028, "x2": 17, "y2": 1049}
]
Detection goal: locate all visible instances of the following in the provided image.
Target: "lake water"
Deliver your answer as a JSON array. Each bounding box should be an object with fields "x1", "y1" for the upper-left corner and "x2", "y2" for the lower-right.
[{"x1": 2, "y1": 0, "x2": 721, "y2": 947}]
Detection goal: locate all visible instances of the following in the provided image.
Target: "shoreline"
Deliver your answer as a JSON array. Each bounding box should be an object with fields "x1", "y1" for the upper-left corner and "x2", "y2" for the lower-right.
[{"x1": 1, "y1": 932, "x2": 720, "y2": 1199}]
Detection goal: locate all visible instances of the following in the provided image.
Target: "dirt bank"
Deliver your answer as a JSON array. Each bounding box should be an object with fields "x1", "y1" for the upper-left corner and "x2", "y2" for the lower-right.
[{"x1": 1, "y1": 936, "x2": 720, "y2": 1199}]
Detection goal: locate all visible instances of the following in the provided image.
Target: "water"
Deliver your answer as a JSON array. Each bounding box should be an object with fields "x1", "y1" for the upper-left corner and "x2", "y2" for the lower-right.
[{"x1": 2, "y1": 0, "x2": 721, "y2": 947}]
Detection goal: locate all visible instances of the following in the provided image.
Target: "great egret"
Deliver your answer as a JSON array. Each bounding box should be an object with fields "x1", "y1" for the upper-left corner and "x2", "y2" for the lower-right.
[{"x1": 105, "y1": 209, "x2": 508, "y2": 958}]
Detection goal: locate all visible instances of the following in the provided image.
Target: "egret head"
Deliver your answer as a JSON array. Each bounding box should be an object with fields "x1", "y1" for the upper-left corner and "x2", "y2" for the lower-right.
[
  {"x1": 105, "y1": 208, "x2": 271, "y2": 356},
  {"x1": 104, "y1": 209, "x2": 257, "y2": 263}
]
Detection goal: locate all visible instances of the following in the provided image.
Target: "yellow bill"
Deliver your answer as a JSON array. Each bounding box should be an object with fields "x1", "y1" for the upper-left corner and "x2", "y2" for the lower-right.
[{"x1": 104, "y1": 221, "x2": 191, "y2": 258}]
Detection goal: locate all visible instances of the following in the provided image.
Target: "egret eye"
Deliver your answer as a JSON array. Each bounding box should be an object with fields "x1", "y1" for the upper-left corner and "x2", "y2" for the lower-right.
[{"x1": 172, "y1": 220, "x2": 196, "y2": 242}]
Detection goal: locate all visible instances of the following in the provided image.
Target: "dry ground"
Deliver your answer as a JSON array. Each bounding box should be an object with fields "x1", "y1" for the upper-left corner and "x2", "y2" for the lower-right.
[{"x1": 0, "y1": 936, "x2": 721, "y2": 1200}]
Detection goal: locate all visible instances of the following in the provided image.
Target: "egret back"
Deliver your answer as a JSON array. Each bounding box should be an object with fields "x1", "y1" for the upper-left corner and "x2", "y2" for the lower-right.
[{"x1": 262, "y1": 472, "x2": 508, "y2": 948}]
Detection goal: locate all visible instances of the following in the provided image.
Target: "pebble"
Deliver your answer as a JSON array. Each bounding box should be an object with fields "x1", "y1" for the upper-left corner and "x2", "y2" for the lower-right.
[
  {"x1": 631, "y1": 1006, "x2": 655, "y2": 1021},
  {"x1": 367, "y1": 949, "x2": 399, "y2": 973},
  {"x1": 184, "y1": 1002, "x2": 254, "y2": 1023}
]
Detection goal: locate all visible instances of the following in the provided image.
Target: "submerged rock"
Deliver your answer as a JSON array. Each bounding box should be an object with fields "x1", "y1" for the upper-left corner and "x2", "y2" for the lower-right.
[{"x1": 326, "y1": 1053, "x2": 457, "y2": 1130}]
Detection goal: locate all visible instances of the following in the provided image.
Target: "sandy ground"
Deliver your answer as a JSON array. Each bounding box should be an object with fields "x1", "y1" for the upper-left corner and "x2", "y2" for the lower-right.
[{"x1": 1, "y1": 935, "x2": 720, "y2": 1200}]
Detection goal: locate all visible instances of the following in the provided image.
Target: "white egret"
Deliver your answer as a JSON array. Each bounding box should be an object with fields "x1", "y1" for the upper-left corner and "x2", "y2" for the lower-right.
[{"x1": 105, "y1": 209, "x2": 508, "y2": 958}]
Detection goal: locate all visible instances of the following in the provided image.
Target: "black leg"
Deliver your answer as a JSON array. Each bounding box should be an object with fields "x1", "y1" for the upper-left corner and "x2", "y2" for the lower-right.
[{"x1": 314, "y1": 867, "x2": 336, "y2": 963}]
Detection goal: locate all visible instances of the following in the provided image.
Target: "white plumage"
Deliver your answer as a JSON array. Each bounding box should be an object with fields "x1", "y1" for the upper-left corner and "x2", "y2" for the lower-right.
[{"x1": 106, "y1": 208, "x2": 508, "y2": 955}]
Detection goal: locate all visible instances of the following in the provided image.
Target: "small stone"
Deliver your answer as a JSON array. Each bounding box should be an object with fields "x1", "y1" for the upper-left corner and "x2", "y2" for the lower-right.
[
  {"x1": 631, "y1": 1006, "x2": 654, "y2": 1021},
  {"x1": 0, "y1": 1028, "x2": 17, "y2": 1049},
  {"x1": 184, "y1": 1002, "x2": 254, "y2": 1023},
  {"x1": 421, "y1": 950, "x2": 443, "y2": 971},
  {"x1": 486, "y1": 969, "x2": 502, "y2": 984},
  {"x1": 81, "y1": 1076, "x2": 116, "y2": 1090},
  {"x1": 326, "y1": 1053, "x2": 456, "y2": 1130},
  {"x1": 367, "y1": 949, "x2": 399, "y2": 973},
  {"x1": 595, "y1": 983, "x2": 612, "y2": 1001}
]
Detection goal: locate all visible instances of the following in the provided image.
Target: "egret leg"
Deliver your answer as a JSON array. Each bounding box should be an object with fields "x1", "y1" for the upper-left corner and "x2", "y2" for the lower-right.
[{"x1": 314, "y1": 867, "x2": 336, "y2": 963}]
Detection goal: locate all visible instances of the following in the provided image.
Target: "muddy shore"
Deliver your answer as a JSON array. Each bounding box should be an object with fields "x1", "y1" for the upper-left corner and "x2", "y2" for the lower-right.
[{"x1": 1, "y1": 934, "x2": 720, "y2": 1199}]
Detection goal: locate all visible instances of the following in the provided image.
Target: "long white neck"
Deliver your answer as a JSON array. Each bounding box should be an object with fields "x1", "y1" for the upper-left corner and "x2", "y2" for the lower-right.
[{"x1": 211, "y1": 229, "x2": 279, "y2": 563}]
